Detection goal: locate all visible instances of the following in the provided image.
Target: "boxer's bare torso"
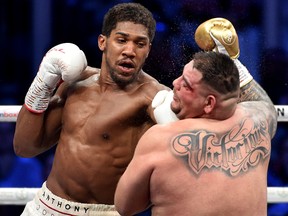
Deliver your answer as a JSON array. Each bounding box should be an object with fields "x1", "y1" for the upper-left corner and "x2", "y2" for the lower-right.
[{"x1": 15, "y1": 67, "x2": 167, "y2": 204}]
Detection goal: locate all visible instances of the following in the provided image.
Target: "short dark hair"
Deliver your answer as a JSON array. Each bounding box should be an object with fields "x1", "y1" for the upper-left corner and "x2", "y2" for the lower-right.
[
  {"x1": 101, "y1": 3, "x2": 156, "y2": 42},
  {"x1": 193, "y1": 51, "x2": 240, "y2": 94}
]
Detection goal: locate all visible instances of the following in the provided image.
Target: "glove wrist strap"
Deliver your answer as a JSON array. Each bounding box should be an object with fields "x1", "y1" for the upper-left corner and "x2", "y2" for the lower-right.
[
  {"x1": 24, "y1": 74, "x2": 56, "y2": 113},
  {"x1": 233, "y1": 59, "x2": 253, "y2": 88}
]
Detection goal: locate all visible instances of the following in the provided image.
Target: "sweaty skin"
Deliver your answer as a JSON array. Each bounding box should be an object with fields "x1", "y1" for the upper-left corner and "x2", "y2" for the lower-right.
[{"x1": 14, "y1": 22, "x2": 168, "y2": 204}]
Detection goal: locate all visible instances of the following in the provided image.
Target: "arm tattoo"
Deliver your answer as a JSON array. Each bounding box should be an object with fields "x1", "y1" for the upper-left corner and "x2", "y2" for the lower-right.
[
  {"x1": 171, "y1": 118, "x2": 271, "y2": 177},
  {"x1": 238, "y1": 80, "x2": 274, "y2": 104},
  {"x1": 238, "y1": 80, "x2": 277, "y2": 137}
]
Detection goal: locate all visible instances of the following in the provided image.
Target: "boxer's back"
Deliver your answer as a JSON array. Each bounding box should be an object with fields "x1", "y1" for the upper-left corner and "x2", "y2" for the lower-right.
[{"x1": 148, "y1": 103, "x2": 272, "y2": 216}]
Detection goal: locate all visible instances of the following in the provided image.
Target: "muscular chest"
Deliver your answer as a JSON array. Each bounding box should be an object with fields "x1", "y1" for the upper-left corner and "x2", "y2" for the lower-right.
[{"x1": 62, "y1": 86, "x2": 151, "y2": 140}]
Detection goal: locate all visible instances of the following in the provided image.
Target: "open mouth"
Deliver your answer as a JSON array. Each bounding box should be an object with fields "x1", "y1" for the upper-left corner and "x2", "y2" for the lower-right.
[{"x1": 118, "y1": 60, "x2": 135, "y2": 73}]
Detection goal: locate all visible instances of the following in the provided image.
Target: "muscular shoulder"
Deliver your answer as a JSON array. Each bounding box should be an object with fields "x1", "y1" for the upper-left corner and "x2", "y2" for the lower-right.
[
  {"x1": 52, "y1": 66, "x2": 100, "y2": 102},
  {"x1": 136, "y1": 124, "x2": 168, "y2": 154},
  {"x1": 237, "y1": 101, "x2": 276, "y2": 118},
  {"x1": 78, "y1": 66, "x2": 100, "y2": 81},
  {"x1": 237, "y1": 101, "x2": 277, "y2": 137},
  {"x1": 139, "y1": 71, "x2": 170, "y2": 97}
]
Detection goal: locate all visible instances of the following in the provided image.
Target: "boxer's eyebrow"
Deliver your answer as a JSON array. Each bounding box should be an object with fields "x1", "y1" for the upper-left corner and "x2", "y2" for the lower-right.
[
  {"x1": 115, "y1": 32, "x2": 128, "y2": 37},
  {"x1": 183, "y1": 75, "x2": 192, "y2": 89},
  {"x1": 115, "y1": 32, "x2": 148, "y2": 41}
]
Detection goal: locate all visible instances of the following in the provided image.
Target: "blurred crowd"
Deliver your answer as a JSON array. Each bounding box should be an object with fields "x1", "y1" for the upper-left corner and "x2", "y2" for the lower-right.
[{"x1": 1, "y1": 0, "x2": 288, "y2": 215}]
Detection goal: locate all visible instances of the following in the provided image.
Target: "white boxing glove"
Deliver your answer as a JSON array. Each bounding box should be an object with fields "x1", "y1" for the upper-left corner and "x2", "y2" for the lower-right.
[
  {"x1": 25, "y1": 43, "x2": 87, "y2": 113},
  {"x1": 152, "y1": 90, "x2": 179, "y2": 124}
]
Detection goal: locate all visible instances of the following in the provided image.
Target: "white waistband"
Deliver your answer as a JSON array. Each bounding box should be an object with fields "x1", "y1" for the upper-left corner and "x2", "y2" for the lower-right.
[{"x1": 35, "y1": 182, "x2": 119, "y2": 215}]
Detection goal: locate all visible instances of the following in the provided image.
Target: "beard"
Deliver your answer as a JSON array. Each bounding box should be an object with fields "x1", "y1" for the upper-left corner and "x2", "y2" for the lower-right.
[
  {"x1": 171, "y1": 105, "x2": 183, "y2": 120},
  {"x1": 171, "y1": 100, "x2": 180, "y2": 115},
  {"x1": 106, "y1": 57, "x2": 141, "y2": 87},
  {"x1": 171, "y1": 107, "x2": 180, "y2": 116},
  {"x1": 110, "y1": 68, "x2": 136, "y2": 86}
]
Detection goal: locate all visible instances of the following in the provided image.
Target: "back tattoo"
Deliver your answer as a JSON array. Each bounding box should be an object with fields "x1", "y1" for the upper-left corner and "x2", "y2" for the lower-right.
[{"x1": 171, "y1": 118, "x2": 271, "y2": 176}]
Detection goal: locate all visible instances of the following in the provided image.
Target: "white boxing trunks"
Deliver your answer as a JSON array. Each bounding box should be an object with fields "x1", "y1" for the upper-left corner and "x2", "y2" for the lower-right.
[{"x1": 21, "y1": 182, "x2": 120, "y2": 216}]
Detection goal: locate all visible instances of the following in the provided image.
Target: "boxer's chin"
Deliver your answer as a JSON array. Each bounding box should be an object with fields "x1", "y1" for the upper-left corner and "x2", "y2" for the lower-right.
[
  {"x1": 170, "y1": 102, "x2": 179, "y2": 115},
  {"x1": 111, "y1": 71, "x2": 137, "y2": 86}
]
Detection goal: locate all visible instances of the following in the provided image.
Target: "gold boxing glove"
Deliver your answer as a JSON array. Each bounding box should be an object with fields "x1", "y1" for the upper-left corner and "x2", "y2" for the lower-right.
[
  {"x1": 195, "y1": 17, "x2": 253, "y2": 87},
  {"x1": 195, "y1": 17, "x2": 239, "y2": 59}
]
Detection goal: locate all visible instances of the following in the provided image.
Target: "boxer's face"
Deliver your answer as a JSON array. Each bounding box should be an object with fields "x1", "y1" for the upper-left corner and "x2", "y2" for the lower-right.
[
  {"x1": 99, "y1": 21, "x2": 151, "y2": 86},
  {"x1": 171, "y1": 60, "x2": 208, "y2": 119}
]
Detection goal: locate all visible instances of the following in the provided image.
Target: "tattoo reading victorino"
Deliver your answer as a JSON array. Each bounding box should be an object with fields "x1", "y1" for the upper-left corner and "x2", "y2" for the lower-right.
[{"x1": 171, "y1": 118, "x2": 270, "y2": 176}]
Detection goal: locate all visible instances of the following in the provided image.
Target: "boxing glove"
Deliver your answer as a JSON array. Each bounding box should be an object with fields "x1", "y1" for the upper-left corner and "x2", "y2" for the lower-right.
[
  {"x1": 25, "y1": 43, "x2": 87, "y2": 113},
  {"x1": 194, "y1": 18, "x2": 253, "y2": 88},
  {"x1": 152, "y1": 90, "x2": 179, "y2": 124}
]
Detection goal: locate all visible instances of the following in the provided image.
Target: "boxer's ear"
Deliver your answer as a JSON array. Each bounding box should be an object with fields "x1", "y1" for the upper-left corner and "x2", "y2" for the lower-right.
[
  {"x1": 98, "y1": 34, "x2": 106, "y2": 51},
  {"x1": 146, "y1": 43, "x2": 152, "y2": 58},
  {"x1": 204, "y1": 95, "x2": 216, "y2": 114}
]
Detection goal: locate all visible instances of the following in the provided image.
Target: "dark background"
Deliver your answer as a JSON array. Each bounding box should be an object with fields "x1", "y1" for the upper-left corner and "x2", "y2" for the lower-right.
[{"x1": 1, "y1": 0, "x2": 288, "y2": 215}]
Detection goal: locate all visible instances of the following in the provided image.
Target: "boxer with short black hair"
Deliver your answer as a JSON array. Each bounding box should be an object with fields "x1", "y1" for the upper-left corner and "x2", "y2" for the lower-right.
[
  {"x1": 115, "y1": 18, "x2": 277, "y2": 216},
  {"x1": 14, "y1": 3, "x2": 177, "y2": 216}
]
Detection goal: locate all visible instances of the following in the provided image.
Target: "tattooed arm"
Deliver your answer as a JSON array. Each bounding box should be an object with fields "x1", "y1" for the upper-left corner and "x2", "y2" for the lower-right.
[
  {"x1": 238, "y1": 80, "x2": 277, "y2": 138},
  {"x1": 238, "y1": 80, "x2": 273, "y2": 104}
]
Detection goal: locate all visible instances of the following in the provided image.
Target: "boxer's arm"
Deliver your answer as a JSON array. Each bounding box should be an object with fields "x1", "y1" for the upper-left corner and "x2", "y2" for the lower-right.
[
  {"x1": 115, "y1": 128, "x2": 155, "y2": 215},
  {"x1": 14, "y1": 85, "x2": 65, "y2": 158},
  {"x1": 237, "y1": 80, "x2": 277, "y2": 137},
  {"x1": 194, "y1": 18, "x2": 273, "y2": 105},
  {"x1": 13, "y1": 43, "x2": 87, "y2": 157},
  {"x1": 195, "y1": 18, "x2": 277, "y2": 137},
  {"x1": 238, "y1": 80, "x2": 273, "y2": 103}
]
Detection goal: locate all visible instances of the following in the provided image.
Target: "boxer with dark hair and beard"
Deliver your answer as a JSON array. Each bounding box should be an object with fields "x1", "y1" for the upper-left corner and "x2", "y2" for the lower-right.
[{"x1": 115, "y1": 18, "x2": 277, "y2": 216}]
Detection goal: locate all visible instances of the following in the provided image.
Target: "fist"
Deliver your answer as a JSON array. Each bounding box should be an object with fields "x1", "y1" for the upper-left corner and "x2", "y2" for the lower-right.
[
  {"x1": 194, "y1": 18, "x2": 239, "y2": 59},
  {"x1": 25, "y1": 43, "x2": 87, "y2": 113},
  {"x1": 39, "y1": 43, "x2": 87, "y2": 87},
  {"x1": 152, "y1": 90, "x2": 179, "y2": 124}
]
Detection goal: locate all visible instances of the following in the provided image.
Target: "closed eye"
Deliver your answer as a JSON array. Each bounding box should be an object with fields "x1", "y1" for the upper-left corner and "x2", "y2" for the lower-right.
[
  {"x1": 136, "y1": 41, "x2": 147, "y2": 48},
  {"x1": 182, "y1": 76, "x2": 193, "y2": 91},
  {"x1": 117, "y1": 38, "x2": 126, "y2": 44}
]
